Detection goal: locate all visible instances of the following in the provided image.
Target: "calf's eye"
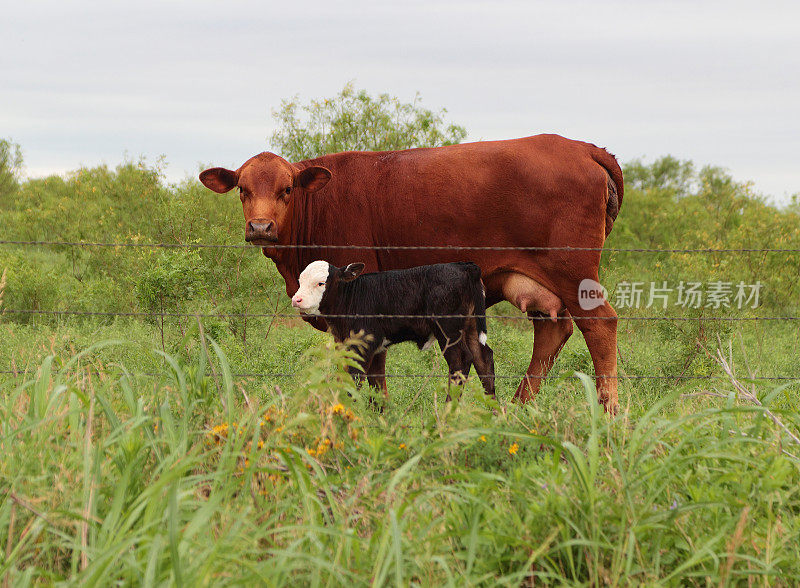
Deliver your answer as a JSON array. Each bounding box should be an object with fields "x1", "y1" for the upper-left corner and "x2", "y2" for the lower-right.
[
  {"x1": 285, "y1": 187, "x2": 292, "y2": 195},
  {"x1": 318, "y1": 282, "x2": 325, "y2": 287}
]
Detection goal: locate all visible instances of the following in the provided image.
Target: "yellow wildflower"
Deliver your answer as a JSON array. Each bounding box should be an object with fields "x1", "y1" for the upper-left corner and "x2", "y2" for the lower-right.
[
  {"x1": 399, "y1": 443, "x2": 407, "y2": 450},
  {"x1": 210, "y1": 423, "x2": 229, "y2": 435},
  {"x1": 331, "y1": 403, "x2": 345, "y2": 415},
  {"x1": 208, "y1": 423, "x2": 229, "y2": 443},
  {"x1": 306, "y1": 447, "x2": 316, "y2": 456},
  {"x1": 508, "y1": 442, "x2": 519, "y2": 456},
  {"x1": 479, "y1": 435, "x2": 486, "y2": 443}
]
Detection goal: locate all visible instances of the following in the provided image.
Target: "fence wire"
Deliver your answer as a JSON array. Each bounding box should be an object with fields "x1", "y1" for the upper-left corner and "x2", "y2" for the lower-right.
[
  {"x1": 2, "y1": 239, "x2": 800, "y2": 253},
  {"x1": 2, "y1": 308, "x2": 800, "y2": 321},
  {"x1": 0, "y1": 369, "x2": 796, "y2": 382},
  {"x1": 2, "y1": 236, "x2": 799, "y2": 385}
]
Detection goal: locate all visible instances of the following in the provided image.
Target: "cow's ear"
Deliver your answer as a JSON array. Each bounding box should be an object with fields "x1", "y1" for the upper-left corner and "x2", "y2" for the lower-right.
[
  {"x1": 199, "y1": 167, "x2": 238, "y2": 193},
  {"x1": 295, "y1": 166, "x2": 331, "y2": 193},
  {"x1": 341, "y1": 262, "x2": 365, "y2": 282}
]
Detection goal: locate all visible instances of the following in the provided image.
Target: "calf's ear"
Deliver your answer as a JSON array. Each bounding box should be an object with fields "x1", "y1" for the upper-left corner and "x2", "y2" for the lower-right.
[
  {"x1": 199, "y1": 167, "x2": 238, "y2": 193},
  {"x1": 295, "y1": 166, "x2": 331, "y2": 192},
  {"x1": 341, "y1": 262, "x2": 365, "y2": 282}
]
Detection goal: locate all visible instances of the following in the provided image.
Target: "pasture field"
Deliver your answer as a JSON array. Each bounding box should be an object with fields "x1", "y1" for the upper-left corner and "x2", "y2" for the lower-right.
[{"x1": 2, "y1": 156, "x2": 800, "y2": 585}]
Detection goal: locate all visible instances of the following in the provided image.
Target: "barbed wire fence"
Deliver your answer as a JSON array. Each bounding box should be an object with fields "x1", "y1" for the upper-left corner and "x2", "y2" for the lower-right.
[{"x1": 1, "y1": 239, "x2": 799, "y2": 385}]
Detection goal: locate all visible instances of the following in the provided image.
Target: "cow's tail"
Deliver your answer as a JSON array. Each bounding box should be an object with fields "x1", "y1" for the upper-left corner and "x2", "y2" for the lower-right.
[
  {"x1": 468, "y1": 266, "x2": 489, "y2": 346},
  {"x1": 589, "y1": 146, "x2": 625, "y2": 237}
]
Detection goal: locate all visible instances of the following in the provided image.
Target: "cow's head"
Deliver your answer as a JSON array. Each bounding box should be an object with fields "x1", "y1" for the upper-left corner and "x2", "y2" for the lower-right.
[
  {"x1": 199, "y1": 153, "x2": 331, "y2": 245},
  {"x1": 291, "y1": 260, "x2": 365, "y2": 315}
]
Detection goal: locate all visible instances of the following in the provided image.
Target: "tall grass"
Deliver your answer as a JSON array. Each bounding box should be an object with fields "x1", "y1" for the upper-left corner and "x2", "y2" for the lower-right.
[{"x1": 2, "y1": 336, "x2": 798, "y2": 585}]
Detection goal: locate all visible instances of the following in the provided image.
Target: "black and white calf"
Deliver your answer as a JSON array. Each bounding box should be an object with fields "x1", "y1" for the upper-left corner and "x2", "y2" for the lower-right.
[{"x1": 292, "y1": 261, "x2": 496, "y2": 397}]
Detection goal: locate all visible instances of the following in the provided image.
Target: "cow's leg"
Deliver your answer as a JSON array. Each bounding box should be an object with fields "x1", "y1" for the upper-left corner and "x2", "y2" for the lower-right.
[
  {"x1": 514, "y1": 310, "x2": 573, "y2": 403},
  {"x1": 365, "y1": 350, "x2": 389, "y2": 401},
  {"x1": 563, "y1": 299, "x2": 619, "y2": 414},
  {"x1": 492, "y1": 272, "x2": 571, "y2": 403}
]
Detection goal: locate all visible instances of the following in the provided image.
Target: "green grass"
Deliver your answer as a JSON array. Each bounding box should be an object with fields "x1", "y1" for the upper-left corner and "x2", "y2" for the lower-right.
[{"x1": 1, "y1": 313, "x2": 799, "y2": 585}]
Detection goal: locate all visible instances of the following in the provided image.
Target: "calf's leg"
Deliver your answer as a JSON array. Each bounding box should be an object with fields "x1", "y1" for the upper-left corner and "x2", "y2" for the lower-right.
[
  {"x1": 465, "y1": 321, "x2": 496, "y2": 397},
  {"x1": 346, "y1": 357, "x2": 370, "y2": 387},
  {"x1": 431, "y1": 327, "x2": 465, "y2": 391},
  {"x1": 365, "y1": 350, "x2": 389, "y2": 401},
  {"x1": 346, "y1": 345, "x2": 390, "y2": 409},
  {"x1": 344, "y1": 338, "x2": 377, "y2": 387},
  {"x1": 441, "y1": 344, "x2": 472, "y2": 400}
]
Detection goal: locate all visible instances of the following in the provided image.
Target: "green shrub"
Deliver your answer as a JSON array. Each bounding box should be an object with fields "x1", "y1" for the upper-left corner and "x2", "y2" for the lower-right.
[
  {"x1": 136, "y1": 249, "x2": 206, "y2": 316},
  {"x1": 0, "y1": 138, "x2": 23, "y2": 198},
  {"x1": 0, "y1": 251, "x2": 60, "y2": 319}
]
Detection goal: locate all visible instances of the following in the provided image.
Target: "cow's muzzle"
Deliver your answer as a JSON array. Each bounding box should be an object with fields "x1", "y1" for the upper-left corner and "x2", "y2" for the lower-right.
[{"x1": 245, "y1": 219, "x2": 278, "y2": 244}]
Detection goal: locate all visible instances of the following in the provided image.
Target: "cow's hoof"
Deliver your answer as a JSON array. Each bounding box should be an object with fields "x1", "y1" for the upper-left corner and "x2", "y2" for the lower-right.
[{"x1": 602, "y1": 400, "x2": 619, "y2": 416}]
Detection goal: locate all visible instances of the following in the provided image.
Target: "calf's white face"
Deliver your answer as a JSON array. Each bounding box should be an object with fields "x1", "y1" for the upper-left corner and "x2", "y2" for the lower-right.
[{"x1": 292, "y1": 260, "x2": 331, "y2": 314}]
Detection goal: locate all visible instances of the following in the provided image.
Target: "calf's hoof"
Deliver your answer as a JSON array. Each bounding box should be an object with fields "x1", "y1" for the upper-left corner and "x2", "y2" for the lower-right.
[{"x1": 367, "y1": 393, "x2": 388, "y2": 413}]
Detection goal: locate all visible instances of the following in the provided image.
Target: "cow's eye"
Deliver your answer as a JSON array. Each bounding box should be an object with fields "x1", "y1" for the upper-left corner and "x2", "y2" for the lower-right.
[
  {"x1": 317, "y1": 282, "x2": 325, "y2": 287},
  {"x1": 285, "y1": 186, "x2": 292, "y2": 195}
]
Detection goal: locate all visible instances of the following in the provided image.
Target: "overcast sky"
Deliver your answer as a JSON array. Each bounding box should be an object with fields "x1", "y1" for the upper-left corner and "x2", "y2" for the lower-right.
[{"x1": 2, "y1": 0, "x2": 798, "y2": 203}]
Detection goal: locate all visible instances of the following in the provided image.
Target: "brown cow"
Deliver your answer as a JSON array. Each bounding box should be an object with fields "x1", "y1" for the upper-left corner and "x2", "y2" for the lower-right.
[{"x1": 200, "y1": 134, "x2": 623, "y2": 413}]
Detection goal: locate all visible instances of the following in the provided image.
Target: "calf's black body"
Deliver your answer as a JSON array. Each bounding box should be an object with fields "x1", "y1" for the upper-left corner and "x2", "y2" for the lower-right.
[{"x1": 319, "y1": 262, "x2": 496, "y2": 397}]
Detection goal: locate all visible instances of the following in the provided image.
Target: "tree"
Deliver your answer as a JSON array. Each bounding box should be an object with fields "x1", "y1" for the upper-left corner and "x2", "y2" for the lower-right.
[
  {"x1": 623, "y1": 155, "x2": 696, "y2": 196},
  {"x1": 269, "y1": 82, "x2": 468, "y2": 161},
  {"x1": 0, "y1": 138, "x2": 23, "y2": 199}
]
